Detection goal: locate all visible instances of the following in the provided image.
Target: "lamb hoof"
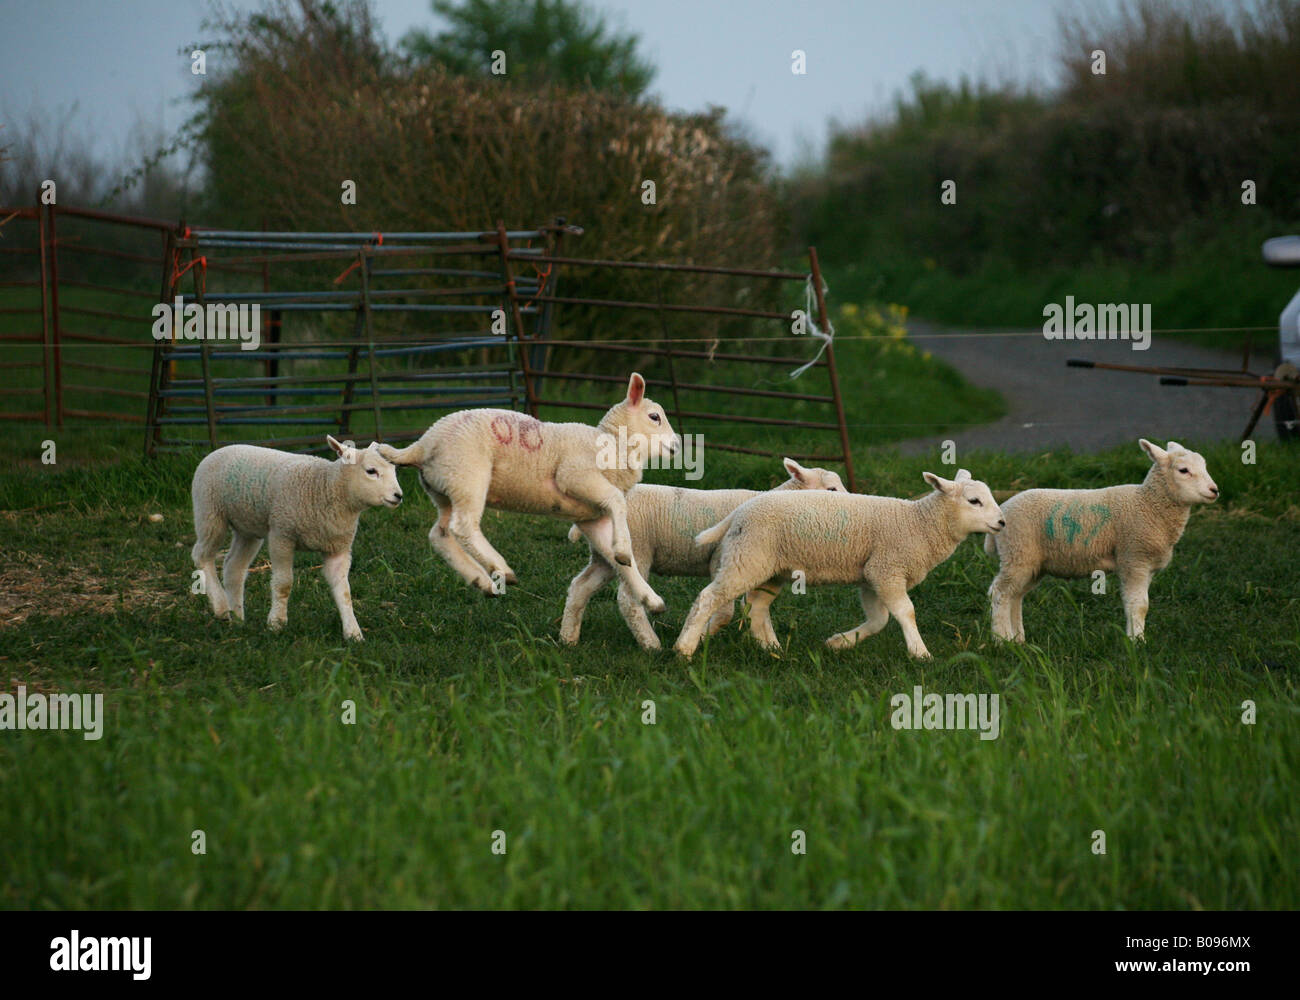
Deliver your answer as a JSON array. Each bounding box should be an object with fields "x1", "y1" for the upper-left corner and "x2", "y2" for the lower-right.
[
  {"x1": 643, "y1": 593, "x2": 666, "y2": 614},
  {"x1": 558, "y1": 631, "x2": 579, "y2": 646},
  {"x1": 672, "y1": 641, "x2": 695, "y2": 659},
  {"x1": 637, "y1": 635, "x2": 663, "y2": 652},
  {"x1": 345, "y1": 630, "x2": 364, "y2": 642},
  {"x1": 909, "y1": 648, "x2": 933, "y2": 660},
  {"x1": 826, "y1": 632, "x2": 855, "y2": 650},
  {"x1": 503, "y1": 570, "x2": 519, "y2": 585},
  {"x1": 267, "y1": 618, "x2": 286, "y2": 632}
]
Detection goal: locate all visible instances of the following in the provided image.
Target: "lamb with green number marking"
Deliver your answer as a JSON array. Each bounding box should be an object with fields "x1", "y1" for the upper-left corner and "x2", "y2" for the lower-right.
[{"x1": 985, "y1": 438, "x2": 1219, "y2": 643}]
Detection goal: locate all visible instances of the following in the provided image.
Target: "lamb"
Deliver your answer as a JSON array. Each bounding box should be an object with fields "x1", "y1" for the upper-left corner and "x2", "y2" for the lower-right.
[
  {"x1": 377, "y1": 373, "x2": 680, "y2": 613},
  {"x1": 674, "y1": 469, "x2": 1004, "y2": 659},
  {"x1": 985, "y1": 438, "x2": 1218, "y2": 642},
  {"x1": 191, "y1": 435, "x2": 403, "y2": 641},
  {"x1": 559, "y1": 457, "x2": 847, "y2": 650}
]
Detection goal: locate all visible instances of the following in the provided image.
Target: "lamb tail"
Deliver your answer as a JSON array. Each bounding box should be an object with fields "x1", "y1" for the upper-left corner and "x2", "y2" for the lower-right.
[{"x1": 694, "y1": 512, "x2": 735, "y2": 548}]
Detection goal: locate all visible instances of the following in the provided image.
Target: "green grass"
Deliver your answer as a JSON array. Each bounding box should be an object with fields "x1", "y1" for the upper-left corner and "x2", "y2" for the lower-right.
[{"x1": 1, "y1": 433, "x2": 1296, "y2": 909}]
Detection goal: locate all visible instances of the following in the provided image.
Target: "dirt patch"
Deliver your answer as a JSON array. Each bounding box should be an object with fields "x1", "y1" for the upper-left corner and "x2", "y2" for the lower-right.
[{"x1": 0, "y1": 550, "x2": 176, "y2": 628}]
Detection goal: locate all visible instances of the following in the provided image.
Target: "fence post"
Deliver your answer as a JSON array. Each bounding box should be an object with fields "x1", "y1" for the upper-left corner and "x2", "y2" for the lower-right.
[
  {"x1": 809, "y1": 246, "x2": 856, "y2": 492},
  {"x1": 45, "y1": 201, "x2": 64, "y2": 429},
  {"x1": 359, "y1": 251, "x2": 383, "y2": 442},
  {"x1": 36, "y1": 204, "x2": 52, "y2": 426},
  {"x1": 339, "y1": 307, "x2": 365, "y2": 436},
  {"x1": 497, "y1": 220, "x2": 538, "y2": 417},
  {"x1": 145, "y1": 228, "x2": 177, "y2": 458}
]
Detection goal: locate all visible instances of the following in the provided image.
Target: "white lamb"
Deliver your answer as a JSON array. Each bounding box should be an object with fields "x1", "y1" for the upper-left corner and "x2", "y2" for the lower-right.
[
  {"x1": 559, "y1": 457, "x2": 847, "y2": 650},
  {"x1": 986, "y1": 438, "x2": 1218, "y2": 642},
  {"x1": 377, "y1": 373, "x2": 680, "y2": 612},
  {"x1": 191, "y1": 435, "x2": 402, "y2": 641},
  {"x1": 674, "y1": 469, "x2": 1004, "y2": 659}
]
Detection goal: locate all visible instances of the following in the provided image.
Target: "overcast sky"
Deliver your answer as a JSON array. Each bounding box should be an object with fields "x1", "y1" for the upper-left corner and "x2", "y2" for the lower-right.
[{"x1": 0, "y1": 0, "x2": 1069, "y2": 175}]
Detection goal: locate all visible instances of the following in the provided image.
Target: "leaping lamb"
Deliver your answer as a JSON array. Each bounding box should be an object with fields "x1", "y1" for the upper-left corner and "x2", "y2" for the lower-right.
[
  {"x1": 378, "y1": 373, "x2": 680, "y2": 613},
  {"x1": 986, "y1": 438, "x2": 1218, "y2": 642}
]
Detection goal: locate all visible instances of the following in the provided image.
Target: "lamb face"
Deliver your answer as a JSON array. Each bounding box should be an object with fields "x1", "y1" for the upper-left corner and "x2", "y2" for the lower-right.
[
  {"x1": 1141, "y1": 439, "x2": 1219, "y2": 505},
  {"x1": 330, "y1": 437, "x2": 403, "y2": 509}
]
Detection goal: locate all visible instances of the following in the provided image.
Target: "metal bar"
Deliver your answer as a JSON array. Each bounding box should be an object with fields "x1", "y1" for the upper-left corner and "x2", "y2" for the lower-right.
[
  {"x1": 1159, "y1": 374, "x2": 1295, "y2": 390},
  {"x1": 62, "y1": 384, "x2": 147, "y2": 399},
  {"x1": 810, "y1": 246, "x2": 856, "y2": 491},
  {"x1": 1066, "y1": 358, "x2": 1266, "y2": 379},
  {"x1": 498, "y1": 220, "x2": 538, "y2": 417},
  {"x1": 61, "y1": 409, "x2": 146, "y2": 423},
  {"x1": 339, "y1": 307, "x2": 365, "y2": 435},
  {"x1": 54, "y1": 244, "x2": 163, "y2": 266},
  {"x1": 37, "y1": 201, "x2": 51, "y2": 425},
  {"x1": 46, "y1": 202, "x2": 63, "y2": 428},
  {"x1": 261, "y1": 219, "x2": 274, "y2": 409},
  {"x1": 504, "y1": 252, "x2": 808, "y2": 281},
  {"x1": 369, "y1": 267, "x2": 521, "y2": 279},
  {"x1": 529, "y1": 338, "x2": 821, "y2": 367},
  {"x1": 172, "y1": 243, "x2": 512, "y2": 267},
  {"x1": 146, "y1": 228, "x2": 174, "y2": 457},
  {"x1": 53, "y1": 205, "x2": 177, "y2": 231},
  {"x1": 191, "y1": 229, "x2": 544, "y2": 241},
  {"x1": 199, "y1": 284, "x2": 512, "y2": 303},
  {"x1": 58, "y1": 330, "x2": 152, "y2": 346},
  {"x1": 531, "y1": 368, "x2": 832, "y2": 402},
  {"x1": 530, "y1": 294, "x2": 788, "y2": 321},
  {"x1": 57, "y1": 280, "x2": 160, "y2": 301},
  {"x1": 360, "y1": 256, "x2": 382, "y2": 441},
  {"x1": 59, "y1": 305, "x2": 149, "y2": 324},
  {"x1": 534, "y1": 397, "x2": 839, "y2": 429},
  {"x1": 162, "y1": 384, "x2": 512, "y2": 399},
  {"x1": 65, "y1": 359, "x2": 150, "y2": 376},
  {"x1": 1242, "y1": 390, "x2": 1271, "y2": 441},
  {"x1": 192, "y1": 248, "x2": 217, "y2": 448}
]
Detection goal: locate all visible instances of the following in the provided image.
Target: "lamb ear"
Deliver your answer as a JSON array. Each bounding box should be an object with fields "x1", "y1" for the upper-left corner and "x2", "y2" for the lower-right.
[
  {"x1": 626, "y1": 372, "x2": 645, "y2": 407},
  {"x1": 1139, "y1": 438, "x2": 1167, "y2": 463},
  {"x1": 1165, "y1": 440, "x2": 1185, "y2": 454},
  {"x1": 922, "y1": 471, "x2": 950, "y2": 493},
  {"x1": 326, "y1": 434, "x2": 346, "y2": 457},
  {"x1": 783, "y1": 457, "x2": 806, "y2": 483},
  {"x1": 954, "y1": 468, "x2": 971, "y2": 483}
]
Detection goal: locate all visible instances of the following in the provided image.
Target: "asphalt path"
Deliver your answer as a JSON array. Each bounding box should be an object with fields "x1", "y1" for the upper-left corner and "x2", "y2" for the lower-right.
[{"x1": 896, "y1": 319, "x2": 1269, "y2": 455}]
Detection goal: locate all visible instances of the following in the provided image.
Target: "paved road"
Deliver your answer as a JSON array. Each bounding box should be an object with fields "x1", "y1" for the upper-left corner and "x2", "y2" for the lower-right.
[{"x1": 898, "y1": 319, "x2": 1268, "y2": 455}]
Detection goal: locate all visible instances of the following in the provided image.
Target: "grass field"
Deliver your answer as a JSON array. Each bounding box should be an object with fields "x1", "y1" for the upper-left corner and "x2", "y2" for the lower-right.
[{"x1": 1, "y1": 395, "x2": 1296, "y2": 907}]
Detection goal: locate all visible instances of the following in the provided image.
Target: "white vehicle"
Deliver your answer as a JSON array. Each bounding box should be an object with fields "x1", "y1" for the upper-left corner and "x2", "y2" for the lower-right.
[{"x1": 1263, "y1": 235, "x2": 1300, "y2": 439}]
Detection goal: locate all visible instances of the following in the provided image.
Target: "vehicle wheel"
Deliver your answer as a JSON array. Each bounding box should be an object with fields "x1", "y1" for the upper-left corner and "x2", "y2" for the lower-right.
[{"x1": 1274, "y1": 361, "x2": 1299, "y2": 441}]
